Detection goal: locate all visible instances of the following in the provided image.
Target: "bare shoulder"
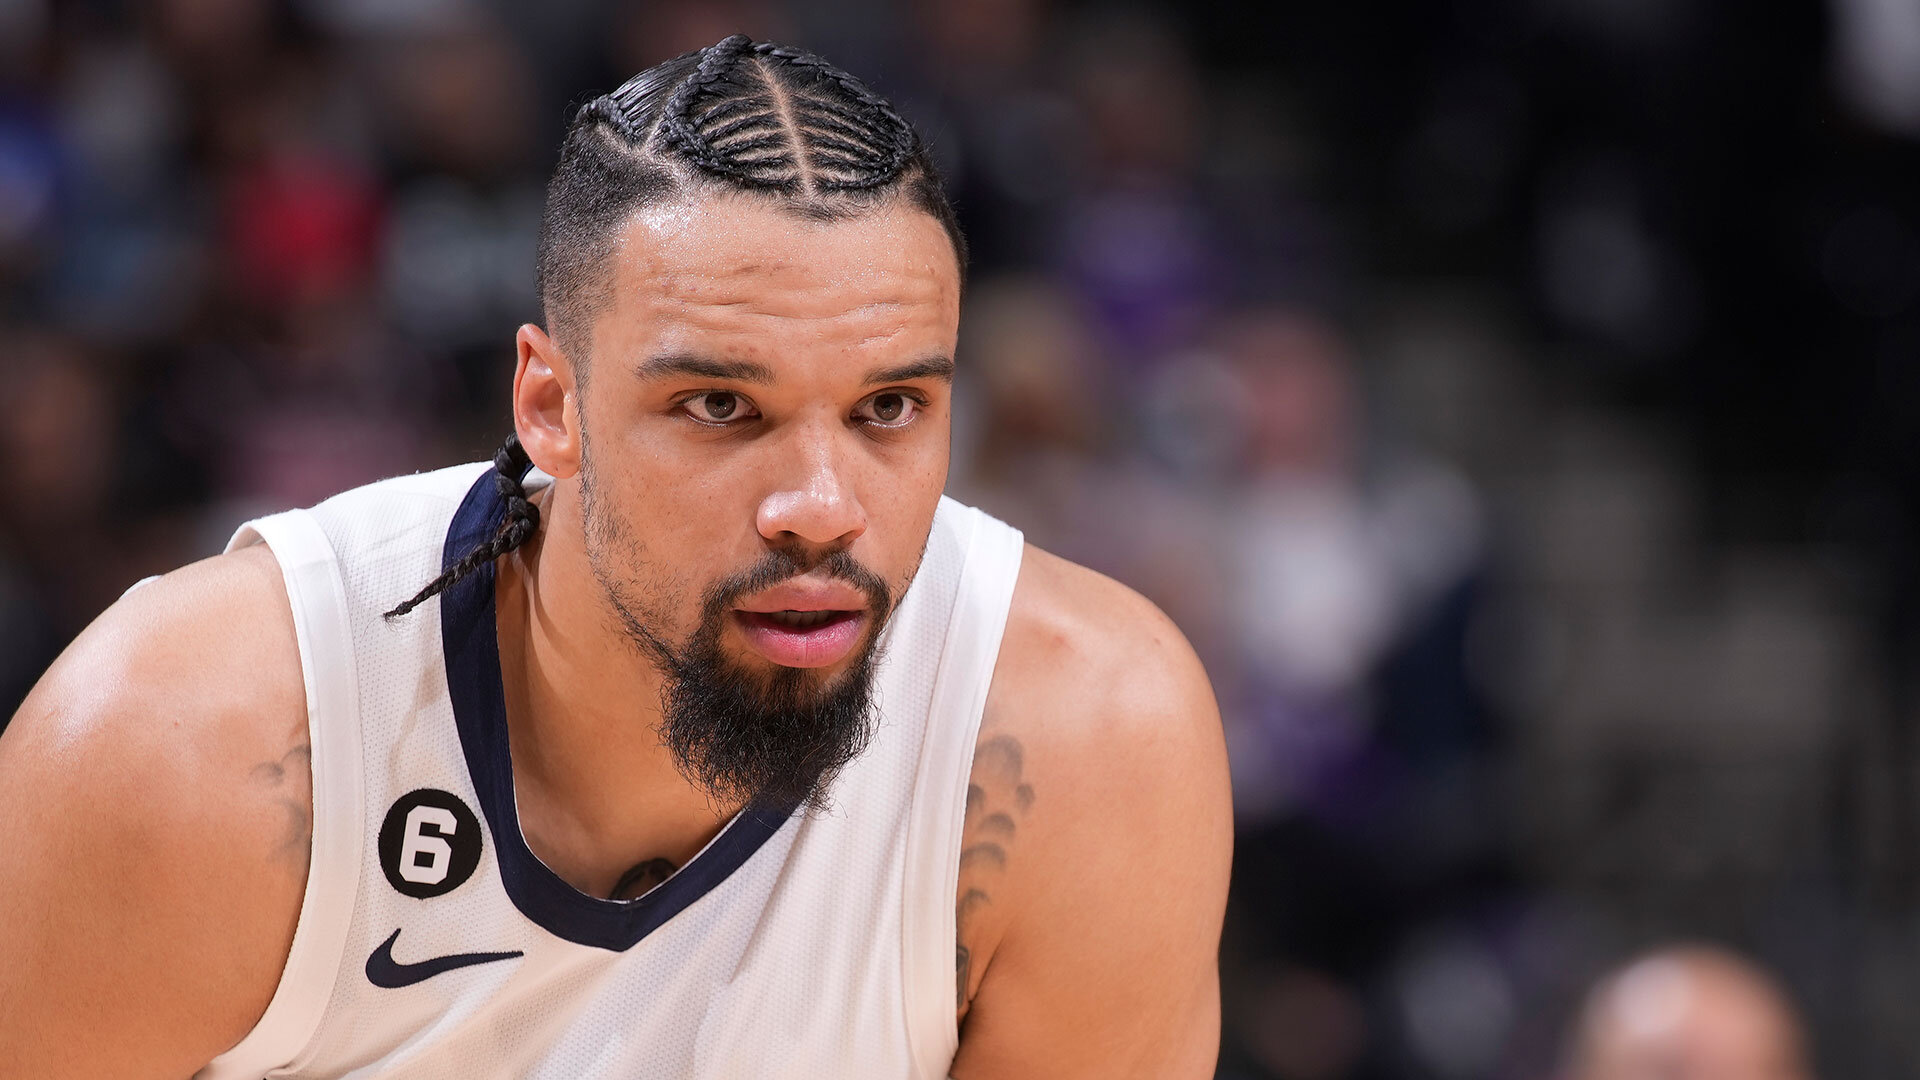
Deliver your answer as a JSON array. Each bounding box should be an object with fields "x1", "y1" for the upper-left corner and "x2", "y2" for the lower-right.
[
  {"x1": 985, "y1": 545, "x2": 1227, "y2": 837},
  {"x1": 0, "y1": 544, "x2": 310, "y2": 1077},
  {"x1": 952, "y1": 543, "x2": 1231, "y2": 1079},
  {"x1": 998, "y1": 543, "x2": 1218, "y2": 741},
  {"x1": 8, "y1": 544, "x2": 308, "y2": 803}
]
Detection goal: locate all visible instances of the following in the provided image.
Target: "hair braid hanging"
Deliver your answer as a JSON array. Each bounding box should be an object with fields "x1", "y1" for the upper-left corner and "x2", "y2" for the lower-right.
[{"x1": 383, "y1": 433, "x2": 542, "y2": 620}]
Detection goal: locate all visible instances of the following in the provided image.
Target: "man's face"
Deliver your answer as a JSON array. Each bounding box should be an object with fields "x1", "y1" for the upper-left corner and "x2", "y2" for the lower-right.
[{"x1": 569, "y1": 191, "x2": 960, "y2": 808}]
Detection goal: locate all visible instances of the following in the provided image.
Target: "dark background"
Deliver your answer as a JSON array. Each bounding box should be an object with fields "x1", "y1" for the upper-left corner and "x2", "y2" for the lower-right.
[{"x1": 2, "y1": 0, "x2": 1918, "y2": 1075}]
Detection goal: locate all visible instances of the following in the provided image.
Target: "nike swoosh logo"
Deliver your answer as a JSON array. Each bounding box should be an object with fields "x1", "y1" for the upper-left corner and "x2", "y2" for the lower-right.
[{"x1": 365, "y1": 928, "x2": 524, "y2": 988}]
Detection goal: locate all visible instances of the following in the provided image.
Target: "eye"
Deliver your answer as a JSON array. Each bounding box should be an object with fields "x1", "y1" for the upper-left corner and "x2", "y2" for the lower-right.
[
  {"x1": 855, "y1": 391, "x2": 922, "y2": 428},
  {"x1": 681, "y1": 391, "x2": 758, "y2": 425}
]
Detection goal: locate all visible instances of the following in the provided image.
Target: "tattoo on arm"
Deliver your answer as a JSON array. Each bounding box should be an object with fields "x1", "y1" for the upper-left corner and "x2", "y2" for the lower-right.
[
  {"x1": 248, "y1": 719, "x2": 312, "y2": 871},
  {"x1": 956, "y1": 942, "x2": 971, "y2": 1010},
  {"x1": 956, "y1": 734, "x2": 1033, "y2": 1017},
  {"x1": 610, "y1": 857, "x2": 679, "y2": 901}
]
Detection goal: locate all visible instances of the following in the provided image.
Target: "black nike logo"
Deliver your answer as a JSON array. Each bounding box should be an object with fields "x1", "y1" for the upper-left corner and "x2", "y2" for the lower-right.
[{"x1": 365, "y1": 928, "x2": 523, "y2": 988}]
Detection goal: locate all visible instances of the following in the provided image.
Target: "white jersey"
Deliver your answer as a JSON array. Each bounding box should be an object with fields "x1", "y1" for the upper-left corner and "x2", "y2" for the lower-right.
[{"x1": 197, "y1": 462, "x2": 1023, "y2": 1080}]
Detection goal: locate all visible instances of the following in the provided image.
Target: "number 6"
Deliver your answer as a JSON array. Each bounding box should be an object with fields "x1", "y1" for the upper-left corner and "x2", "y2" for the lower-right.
[{"x1": 399, "y1": 805, "x2": 458, "y2": 885}]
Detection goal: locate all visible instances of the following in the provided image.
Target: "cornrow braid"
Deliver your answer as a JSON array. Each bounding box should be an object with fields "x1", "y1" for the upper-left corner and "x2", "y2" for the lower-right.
[
  {"x1": 536, "y1": 34, "x2": 965, "y2": 356},
  {"x1": 657, "y1": 35, "x2": 771, "y2": 184},
  {"x1": 601, "y1": 33, "x2": 923, "y2": 199},
  {"x1": 575, "y1": 95, "x2": 644, "y2": 144},
  {"x1": 384, "y1": 434, "x2": 541, "y2": 620},
  {"x1": 748, "y1": 42, "x2": 914, "y2": 188}
]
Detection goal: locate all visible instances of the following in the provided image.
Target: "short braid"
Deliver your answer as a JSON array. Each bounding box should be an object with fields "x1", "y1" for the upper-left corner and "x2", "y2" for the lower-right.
[{"x1": 384, "y1": 434, "x2": 542, "y2": 619}]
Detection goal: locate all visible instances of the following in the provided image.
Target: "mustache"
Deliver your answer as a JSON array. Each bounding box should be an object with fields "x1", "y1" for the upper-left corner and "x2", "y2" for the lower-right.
[{"x1": 701, "y1": 548, "x2": 894, "y2": 625}]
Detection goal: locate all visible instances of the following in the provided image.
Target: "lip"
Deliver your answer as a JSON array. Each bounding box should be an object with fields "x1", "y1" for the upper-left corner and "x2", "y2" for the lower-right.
[{"x1": 732, "y1": 609, "x2": 867, "y2": 668}]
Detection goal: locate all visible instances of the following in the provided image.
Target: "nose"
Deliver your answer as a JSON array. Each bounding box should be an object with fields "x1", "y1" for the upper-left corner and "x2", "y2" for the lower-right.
[{"x1": 755, "y1": 427, "x2": 868, "y2": 551}]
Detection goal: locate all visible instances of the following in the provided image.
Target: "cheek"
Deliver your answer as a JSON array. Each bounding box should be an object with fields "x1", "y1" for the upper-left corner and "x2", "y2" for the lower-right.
[
  {"x1": 601, "y1": 422, "x2": 756, "y2": 534},
  {"x1": 581, "y1": 458, "x2": 716, "y2": 629},
  {"x1": 862, "y1": 434, "x2": 950, "y2": 591}
]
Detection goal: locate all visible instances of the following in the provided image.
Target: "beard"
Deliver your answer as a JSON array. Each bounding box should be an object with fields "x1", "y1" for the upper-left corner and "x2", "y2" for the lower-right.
[
  {"x1": 579, "y1": 460, "x2": 895, "y2": 813},
  {"x1": 647, "y1": 549, "x2": 891, "y2": 812}
]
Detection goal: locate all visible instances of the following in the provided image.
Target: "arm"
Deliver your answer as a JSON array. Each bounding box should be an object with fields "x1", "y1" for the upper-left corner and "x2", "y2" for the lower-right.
[
  {"x1": 0, "y1": 546, "x2": 310, "y2": 1077},
  {"x1": 952, "y1": 547, "x2": 1233, "y2": 1079}
]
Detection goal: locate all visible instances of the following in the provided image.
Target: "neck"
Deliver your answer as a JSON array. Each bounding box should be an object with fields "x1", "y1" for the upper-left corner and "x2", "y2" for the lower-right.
[{"x1": 493, "y1": 481, "x2": 737, "y2": 899}]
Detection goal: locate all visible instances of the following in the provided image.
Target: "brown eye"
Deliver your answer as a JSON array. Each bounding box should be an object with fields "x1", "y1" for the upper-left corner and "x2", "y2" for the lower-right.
[
  {"x1": 857, "y1": 392, "x2": 919, "y2": 427},
  {"x1": 679, "y1": 391, "x2": 757, "y2": 426},
  {"x1": 697, "y1": 392, "x2": 738, "y2": 420}
]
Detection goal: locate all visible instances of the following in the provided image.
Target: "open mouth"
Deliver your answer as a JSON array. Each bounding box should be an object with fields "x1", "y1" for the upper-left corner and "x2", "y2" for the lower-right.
[
  {"x1": 751, "y1": 609, "x2": 857, "y2": 631},
  {"x1": 733, "y1": 609, "x2": 867, "y2": 668}
]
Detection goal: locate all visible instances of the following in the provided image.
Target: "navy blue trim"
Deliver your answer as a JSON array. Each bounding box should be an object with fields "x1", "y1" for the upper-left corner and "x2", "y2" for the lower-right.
[{"x1": 439, "y1": 468, "x2": 798, "y2": 951}]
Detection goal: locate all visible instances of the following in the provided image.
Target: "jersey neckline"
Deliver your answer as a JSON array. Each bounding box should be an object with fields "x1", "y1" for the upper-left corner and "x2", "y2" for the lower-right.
[{"x1": 438, "y1": 467, "x2": 799, "y2": 952}]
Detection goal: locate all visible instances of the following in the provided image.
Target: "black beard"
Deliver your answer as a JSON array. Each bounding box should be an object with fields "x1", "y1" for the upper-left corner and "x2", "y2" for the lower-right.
[
  {"x1": 575, "y1": 426, "x2": 898, "y2": 812},
  {"x1": 653, "y1": 547, "x2": 892, "y2": 811},
  {"x1": 659, "y1": 568, "x2": 886, "y2": 812},
  {"x1": 595, "y1": 541, "x2": 894, "y2": 813}
]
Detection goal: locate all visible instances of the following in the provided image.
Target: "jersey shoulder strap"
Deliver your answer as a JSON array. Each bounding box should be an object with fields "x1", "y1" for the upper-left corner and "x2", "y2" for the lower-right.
[
  {"x1": 201, "y1": 507, "x2": 361, "y2": 1077},
  {"x1": 900, "y1": 497, "x2": 1025, "y2": 1073},
  {"x1": 201, "y1": 463, "x2": 485, "y2": 1078}
]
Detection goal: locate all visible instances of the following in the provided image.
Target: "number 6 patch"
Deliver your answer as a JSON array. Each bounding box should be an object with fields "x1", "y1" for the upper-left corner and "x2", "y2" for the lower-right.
[{"x1": 378, "y1": 788, "x2": 484, "y2": 898}]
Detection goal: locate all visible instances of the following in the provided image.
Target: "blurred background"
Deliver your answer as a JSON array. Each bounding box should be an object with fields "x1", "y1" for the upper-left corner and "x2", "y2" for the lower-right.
[{"x1": 1, "y1": 0, "x2": 1917, "y2": 1075}]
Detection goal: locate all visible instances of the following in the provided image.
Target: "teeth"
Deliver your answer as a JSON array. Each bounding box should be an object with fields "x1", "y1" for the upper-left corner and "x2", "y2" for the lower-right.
[{"x1": 766, "y1": 609, "x2": 839, "y2": 629}]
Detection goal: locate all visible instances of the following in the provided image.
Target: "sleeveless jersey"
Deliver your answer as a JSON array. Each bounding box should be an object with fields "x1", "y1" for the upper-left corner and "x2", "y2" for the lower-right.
[{"x1": 196, "y1": 462, "x2": 1023, "y2": 1079}]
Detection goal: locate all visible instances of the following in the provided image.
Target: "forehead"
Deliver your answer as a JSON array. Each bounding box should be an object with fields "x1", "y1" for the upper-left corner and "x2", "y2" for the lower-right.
[{"x1": 596, "y1": 192, "x2": 961, "y2": 357}]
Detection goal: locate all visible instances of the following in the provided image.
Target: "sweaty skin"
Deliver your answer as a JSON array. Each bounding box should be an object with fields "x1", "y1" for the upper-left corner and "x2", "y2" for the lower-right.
[{"x1": 0, "y1": 193, "x2": 1230, "y2": 1078}]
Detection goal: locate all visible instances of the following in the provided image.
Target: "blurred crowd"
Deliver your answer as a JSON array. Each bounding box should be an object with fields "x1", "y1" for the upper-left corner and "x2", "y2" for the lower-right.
[{"x1": 5, "y1": 0, "x2": 1920, "y2": 1076}]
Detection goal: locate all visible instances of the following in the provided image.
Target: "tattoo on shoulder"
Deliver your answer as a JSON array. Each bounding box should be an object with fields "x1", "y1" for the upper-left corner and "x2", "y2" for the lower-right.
[
  {"x1": 955, "y1": 732, "x2": 1034, "y2": 1016},
  {"x1": 249, "y1": 718, "x2": 312, "y2": 872}
]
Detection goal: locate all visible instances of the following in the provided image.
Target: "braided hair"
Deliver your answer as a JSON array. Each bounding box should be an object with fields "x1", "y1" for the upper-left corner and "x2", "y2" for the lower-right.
[
  {"x1": 652, "y1": 36, "x2": 915, "y2": 192},
  {"x1": 538, "y1": 33, "x2": 965, "y2": 355},
  {"x1": 383, "y1": 434, "x2": 541, "y2": 619},
  {"x1": 387, "y1": 36, "x2": 960, "y2": 619}
]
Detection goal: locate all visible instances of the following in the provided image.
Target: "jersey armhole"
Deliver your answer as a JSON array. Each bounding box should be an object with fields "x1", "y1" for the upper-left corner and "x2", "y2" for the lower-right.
[
  {"x1": 198, "y1": 510, "x2": 367, "y2": 1079},
  {"x1": 899, "y1": 504, "x2": 1025, "y2": 1079}
]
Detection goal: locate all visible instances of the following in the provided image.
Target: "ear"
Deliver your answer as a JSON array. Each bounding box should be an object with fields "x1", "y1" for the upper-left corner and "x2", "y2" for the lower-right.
[{"x1": 513, "y1": 323, "x2": 582, "y2": 480}]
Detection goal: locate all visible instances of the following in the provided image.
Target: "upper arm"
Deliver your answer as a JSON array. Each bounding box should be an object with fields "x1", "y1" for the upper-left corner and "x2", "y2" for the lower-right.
[
  {"x1": 0, "y1": 545, "x2": 310, "y2": 1078},
  {"x1": 953, "y1": 547, "x2": 1232, "y2": 1080}
]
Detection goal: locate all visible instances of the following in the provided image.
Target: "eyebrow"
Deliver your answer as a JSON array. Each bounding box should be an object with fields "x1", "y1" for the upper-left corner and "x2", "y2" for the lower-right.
[
  {"x1": 864, "y1": 356, "x2": 954, "y2": 385},
  {"x1": 633, "y1": 354, "x2": 956, "y2": 386},
  {"x1": 634, "y1": 354, "x2": 777, "y2": 384}
]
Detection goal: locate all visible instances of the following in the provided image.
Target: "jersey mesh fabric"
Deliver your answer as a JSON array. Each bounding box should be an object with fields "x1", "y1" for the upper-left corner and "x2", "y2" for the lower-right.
[{"x1": 197, "y1": 463, "x2": 1023, "y2": 1080}]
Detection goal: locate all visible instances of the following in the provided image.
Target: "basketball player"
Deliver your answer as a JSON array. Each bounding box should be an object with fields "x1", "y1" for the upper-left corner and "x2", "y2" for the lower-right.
[{"x1": 0, "y1": 36, "x2": 1229, "y2": 1078}]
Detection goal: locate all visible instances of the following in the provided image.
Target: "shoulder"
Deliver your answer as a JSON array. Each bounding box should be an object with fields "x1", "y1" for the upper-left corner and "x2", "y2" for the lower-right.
[
  {"x1": 983, "y1": 543, "x2": 1227, "y2": 844},
  {"x1": 997, "y1": 543, "x2": 1219, "y2": 747},
  {"x1": 987, "y1": 542, "x2": 1230, "y2": 897},
  {"x1": 952, "y1": 543, "x2": 1230, "y2": 1077},
  {"x1": 0, "y1": 544, "x2": 310, "y2": 1075},
  {"x1": 7, "y1": 542, "x2": 308, "y2": 818},
  {"x1": 21, "y1": 543, "x2": 308, "y2": 776}
]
